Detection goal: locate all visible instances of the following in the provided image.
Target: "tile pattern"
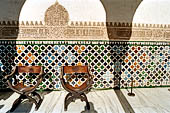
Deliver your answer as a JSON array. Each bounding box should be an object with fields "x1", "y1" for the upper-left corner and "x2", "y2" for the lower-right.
[
  {"x1": 63, "y1": 73, "x2": 88, "y2": 88},
  {"x1": 0, "y1": 40, "x2": 170, "y2": 90}
]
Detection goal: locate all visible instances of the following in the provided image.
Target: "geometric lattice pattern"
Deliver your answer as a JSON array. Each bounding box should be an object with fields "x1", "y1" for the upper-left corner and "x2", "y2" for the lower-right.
[{"x1": 0, "y1": 41, "x2": 170, "y2": 90}]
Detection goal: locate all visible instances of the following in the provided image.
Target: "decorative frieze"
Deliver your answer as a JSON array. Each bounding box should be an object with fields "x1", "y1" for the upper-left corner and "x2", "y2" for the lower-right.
[{"x1": 1, "y1": 21, "x2": 170, "y2": 41}]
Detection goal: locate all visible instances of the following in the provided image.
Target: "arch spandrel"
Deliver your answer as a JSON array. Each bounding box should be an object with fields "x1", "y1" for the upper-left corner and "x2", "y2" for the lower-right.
[{"x1": 13, "y1": 0, "x2": 170, "y2": 41}]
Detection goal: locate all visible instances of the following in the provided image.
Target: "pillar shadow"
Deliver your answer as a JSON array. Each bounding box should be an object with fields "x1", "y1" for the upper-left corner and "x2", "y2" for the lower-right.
[
  {"x1": 0, "y1": 0, "x2": 31, "y2": 112},
  {"x1": 100, "y1": 0, "x2": 143, "y2": 89},
  {"x1": 0, "y1": 0, "x2": 24, "y2": 110},
  {"x1": 0, "y1": 0, "x2": 26, "y2": 90}
]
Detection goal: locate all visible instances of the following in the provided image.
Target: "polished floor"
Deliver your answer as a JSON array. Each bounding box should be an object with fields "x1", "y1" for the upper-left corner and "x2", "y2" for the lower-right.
[
  {"x1": 0, "y1": 88, "x2": 170, "y2": 113},
  {"x1": 122, "y1": 88, "x2": 170, "y2": 113}
]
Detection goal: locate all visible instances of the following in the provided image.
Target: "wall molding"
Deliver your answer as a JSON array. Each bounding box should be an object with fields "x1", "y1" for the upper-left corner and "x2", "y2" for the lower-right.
[
  {"x1": 0, "y1": 40, "x2": 169, "y2": 46},
  {"x1": 1, "y1": 21, "x2": 170, "y2": 28},
  {"x1": 1, "y1": 21, "x2": 170, "y2": 41}
]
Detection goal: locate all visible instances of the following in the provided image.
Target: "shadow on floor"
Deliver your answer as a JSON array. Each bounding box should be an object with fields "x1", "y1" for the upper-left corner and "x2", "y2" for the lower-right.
[
  {"x1": 0, "y1": 105, "x2": 4, "y2": 109},
  {"x1": 114, "y1": 89, "x2": 135, "y2": 113},
  {"x1": 6, "y1": 100, "x2": 33, "y2": 113},
  {"x1": 0, "y1": 91, "x2": 13, "y2": 109},
  {"x1": 38, "y1": 90, "x2": 52, "y2": 100},
  {"x1": 0, "y1": 91, "x2": 13, "y2": 100},
  {"x1": 0, "y1": 91, "x2": 52, "y2": 113},
  {"x1": 0, "y1": 91, "x2": 13, "y2": 111},
  {"x1": 81, "y1": 102, "x2": 98, "y2": 113}
]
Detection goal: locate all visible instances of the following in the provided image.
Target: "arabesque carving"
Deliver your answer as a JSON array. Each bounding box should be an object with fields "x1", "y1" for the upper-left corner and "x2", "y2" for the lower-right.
[
  {"x1": 0, "y1": 0, "x2": 170, "y2": 42},
  {"x1": 1, "y1": 21, "x2": 170, "y2": 41},
  {"x1": 44, "y1": 1, "x2": 69, "y2": 26}
]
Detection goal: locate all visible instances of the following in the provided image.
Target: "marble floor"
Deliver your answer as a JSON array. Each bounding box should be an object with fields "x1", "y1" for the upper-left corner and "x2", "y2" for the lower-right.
[
  {"x1": 0, "y1": 90, "x2": 124, "y2": 113},
  {"x1": 0, "y1": 88, "x2": 170, "y2": 113},
  {"x1": 121, "y1": 88, "x2": 170, "y2": 113}
]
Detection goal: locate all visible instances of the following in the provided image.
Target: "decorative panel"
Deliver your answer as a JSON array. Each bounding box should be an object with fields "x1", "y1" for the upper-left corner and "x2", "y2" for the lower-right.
[{"x1": 0, "y1": 40, "x2": 170, "y2": 90}]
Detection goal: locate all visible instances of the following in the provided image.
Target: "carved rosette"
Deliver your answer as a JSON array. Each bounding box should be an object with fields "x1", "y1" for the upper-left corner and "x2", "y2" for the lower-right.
[{"x1": 44, "y1": 1, "x2": 69, "y2": 39}]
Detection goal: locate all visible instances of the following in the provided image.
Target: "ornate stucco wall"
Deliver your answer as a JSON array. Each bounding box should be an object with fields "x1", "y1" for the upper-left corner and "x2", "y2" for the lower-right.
[{"x1": 1, "y1": 0, "x2": 170, "y2": 41}]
